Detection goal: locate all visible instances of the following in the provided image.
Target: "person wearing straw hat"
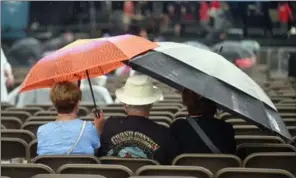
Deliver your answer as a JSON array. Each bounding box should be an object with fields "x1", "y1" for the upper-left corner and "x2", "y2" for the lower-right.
[{"x1": 98, "y1": 75, "x2": 178, "y2": 165}]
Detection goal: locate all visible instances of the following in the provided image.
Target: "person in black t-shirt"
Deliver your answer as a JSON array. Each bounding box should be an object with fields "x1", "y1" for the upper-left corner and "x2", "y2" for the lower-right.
[
  {"x1": 170, "y1": 88, "x2": 236, "y2": 154},
  {"x1": 98, "y1": 75, "x2": 178, "y2": 165}
]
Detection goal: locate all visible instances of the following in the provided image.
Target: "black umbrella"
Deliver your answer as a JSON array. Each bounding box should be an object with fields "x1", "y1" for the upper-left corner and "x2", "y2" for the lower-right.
[{"x1": 126, "y1": 42, "x2": 291, "y2": 140}]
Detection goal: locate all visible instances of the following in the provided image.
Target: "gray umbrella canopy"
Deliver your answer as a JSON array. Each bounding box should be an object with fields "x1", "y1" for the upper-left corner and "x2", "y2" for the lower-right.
[
  {"x1": 241, "y1": 40, "x2": 260, "y2": 54},
  {"x1": 183, "y1": 41, "x2": 210, "y2": 50},
  {"x1": 127, "y1": 42, "x2": 291, "y2": 139},
  {"x1": 212, "y1": 41, "x2": 254, "y2": 62}
]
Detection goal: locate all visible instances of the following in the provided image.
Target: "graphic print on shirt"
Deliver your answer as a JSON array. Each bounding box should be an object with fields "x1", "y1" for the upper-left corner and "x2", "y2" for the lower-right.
[{"x1": 107, "y1": 131, "x2": 160, "y2": 159}]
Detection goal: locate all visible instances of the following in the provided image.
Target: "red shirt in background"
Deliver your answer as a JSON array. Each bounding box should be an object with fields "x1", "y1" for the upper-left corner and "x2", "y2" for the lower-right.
[
  {"x1": 211, "y1": 1, "x2": 221, "y2": 9},
  {"x1": 124, "y1": 1, "x2": 134, "y2": 16},
  {"x1": 278, "y1": 3, "x2": 292, "y2": 23},
  {"x1": 200, "y1": 2, "x2": 209, "y2": 21}
]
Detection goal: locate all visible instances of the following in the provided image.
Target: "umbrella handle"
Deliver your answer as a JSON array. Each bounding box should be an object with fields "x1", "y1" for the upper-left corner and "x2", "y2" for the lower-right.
[{"x1": 85, "y1": 70, "x2": 99, "y2": 117}]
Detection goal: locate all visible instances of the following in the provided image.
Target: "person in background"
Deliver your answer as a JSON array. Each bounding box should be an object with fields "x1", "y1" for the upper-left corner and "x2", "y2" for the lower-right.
[
  {"x1": 1, "y1": 48, "x2": 14, "y2": 102},
  {"x1": 80, "y1": 77, "x2": 113, "y2": 105},
  {"x1": 98, "y1": 75, "x2": 178, "y2": 164},
  {"x1": 278, "y1": 2, "x2": 293, "y2": 36},
  {"x1": 170, "y1": 88, "x2": 236, "y2": 154},
  {"x1": 199, "y1": 1, "x2": 211, "y2": 34},
  {"x1": 37, "y1": 81, "x2": 104, "y2": 155}
]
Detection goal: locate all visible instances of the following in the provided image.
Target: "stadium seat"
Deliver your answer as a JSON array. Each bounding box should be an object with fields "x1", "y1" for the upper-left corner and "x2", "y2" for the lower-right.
[
  {"x1": 32, "y1": 174, "x2": 106, "y2": 178},
  {"x1": 172, "y1": 154, "x2": 241, "y2": 173},
  {"x1": 1, "y1": 138, "x2": 29, "y2": 162},
  {"x1": 1, "y1": 111, "x2": 31, "y2": 123},
  {"x1": 1, "y1": 124, "x2": 7, "y2": 129},
  {"x1": 26, "y1": 105, "x2": 52, "y2": 110},
  {"x1": 57, "y1": 164, "x2": 133, "y2": 178},
  {"x1": 29, "y1": 140, "x2": 37, "y2": 159},
  {"x1": 6, "y1": 107, "x2": 43, "y2": 115},
  {"x1": 150, "y1": 116, "x2": 172, "y2": 125},
  {"x1": 288, "y1": 126, "x2": 296, "y2": 136},
  {"x1": 235, "y1": 135, "x2": 285, "y2": 145},
  {"x1": 1, "y1": 102, "x2": 12, "y2": 110},
  {"x1": 1, "y1": 117, "x2": 22, "y2": 129},
  {"x1": 1, "y1": 129, "x2": 35, "y2": 143},
  {"x1": 32, "y1": 155, "x2": 100, "y2": 171},
  {"x1": 155, "y1": 122, "x2": 170, "y2": 128},
  {"x1": 100, "y1": 157, "x2": 159, "y2": 172},
  {"x1": 136, "y1": 165, "x2": 213, "y2": 178},
  {"x1": 282, "y1": 119, "x2": 296, "y2": 126},
  {"x1": 225, "y1": 119, "x2": 248, "y2": 125},
  {"x1": 34, "y1": 111, "x2": 57, "y2": 117},
  {"x1": 243, "y1": 152, "x2": 296, "y2": 176},
  {"x1": 215, "y1": 167, "x2": 295, "y2": 178},
  {"x1": 27, "y1": 116, "x2": 56, "y2": 122},
  {"x1": 236, "y1": 143, "x2": 296, "y2": 159},
  {"x1": 150, "y1": 111, "x2": 174, "y2": 120},
  {"x1": 1, "y1": 163, "x2": 54, "y2": 178},
  {"x1": 174, "y1": 111, "x2": 187, "y2": 119},
  {"x1": 21, "y1": 121, "x2": 48, "y2": 135},
  {"x1": 233, "y1": 126, "x2": 271, "y2": 136}
]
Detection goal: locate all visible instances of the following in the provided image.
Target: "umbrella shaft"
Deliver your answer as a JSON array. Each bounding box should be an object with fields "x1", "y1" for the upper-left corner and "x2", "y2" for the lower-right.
[{"x1": 86, "y1": 70, "x2": 99, "y2": 117}]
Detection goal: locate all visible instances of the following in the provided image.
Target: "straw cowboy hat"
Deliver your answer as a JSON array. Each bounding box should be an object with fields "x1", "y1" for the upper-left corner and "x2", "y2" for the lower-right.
[{"x1": 115, "y1": 75, "x2": 163, "y2": 105}]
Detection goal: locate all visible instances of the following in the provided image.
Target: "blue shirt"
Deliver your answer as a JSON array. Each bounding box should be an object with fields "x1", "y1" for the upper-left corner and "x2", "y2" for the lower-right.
[{"x1": 37, "y1": 119, "x2": 100, "y2": 155}]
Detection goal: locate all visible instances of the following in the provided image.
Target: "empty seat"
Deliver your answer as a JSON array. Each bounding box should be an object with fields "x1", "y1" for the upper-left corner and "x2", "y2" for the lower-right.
[
  {"x1": 174, "y1": 112, "x2": 187, "y2": 119},
  {"x1": 26, "y1": 104, "x2": 52, "y2": 110},
  {"x1": 34, "y1": 111, "x2": 57, "y2": 117},
  {"x1": 1, "y1": 163, "x2": 54, "y2": 178},
  {"x1": 235, "y1": 135, "x2": 285, "y2": 145},
  {"x1": 1, "y1": 130, "x2": 35, "y2": 143},
  {"x1": 1, "y1": 138, "x2": 28, "y2": 162},
  {"x1": 136, "y1": 165, "x2": 213, "y2": 178},
  {"x1": 215, "y1": 167, "x2": 295, "y2": 178},
  {"x1": 155, "y1": 122, "x2": 170, "y2": 128},
  {"x1": 288, "y1": 126, "x2": 296, "y2": 136},
  {"x1": 233, "y1": 126, "x2": 270, "y2": 136},
  {"x1": 32, "y1": 155, "x2": 100, "y2": 171},
  {"x1": 21, "y1": 121, "x2": 48, "y2": 135},
  {"x1": 1, "y1": 111, "x2": 31, "y2": 123},
  {"x1": 27, "y1": 116, "x2": 56, "y2": 122},
  {"x1": 6, "y1": 107, "x2": 43, "y2": 115},
  {"x1": 150, "y1": 116, "x2": 172, "y2": 125},
  {"x1": 1, "y1": 117, "x2": 22, "y2": 129},
  {"x1": 236, "y1": 143, "x2": 296, "y2": 159},
  {"x1": 283, "y1": 119, "x2": 296, "y2": 126},
  {"x1": 226, "y1": 119, "x2": 248, "y2": 125},
  {"x1": 1, "y1": 102, "x2": 12, "y2": 110},
  {"x1": 150, "y1": 111, "x2": 174, "y2": 120},
  {"x1": 29, "y1": 140, "x2": 37, "y2": 159},
  {"x1": 57, "y1": 164, "x2": 133, "y2": 178},
  {"x1": 100, "y1": 157, "x2": 159, "y2": 172},
  {"x1": 32, "y1": 174, "x2": 106, "y2": 178},
  {"x1": 172, "y1": 154, "x2": 241, "y2": 173},
  {"x1": 243, "y1": 152, "x2": 296, "y2": 176}
]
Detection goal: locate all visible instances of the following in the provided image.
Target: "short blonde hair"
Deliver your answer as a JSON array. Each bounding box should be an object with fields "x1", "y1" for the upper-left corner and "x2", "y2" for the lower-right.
[{"x1": 50, "y1": 81, "x2": 82, "y2": 113}]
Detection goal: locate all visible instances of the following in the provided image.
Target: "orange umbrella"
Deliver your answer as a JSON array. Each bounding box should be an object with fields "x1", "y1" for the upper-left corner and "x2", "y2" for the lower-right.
[
  {"x1": 20, "y1": 34, "x2": 158, "y2": 92},
  {"x1": 19, "y1": 34, "x2": 158, "y2": 114}
]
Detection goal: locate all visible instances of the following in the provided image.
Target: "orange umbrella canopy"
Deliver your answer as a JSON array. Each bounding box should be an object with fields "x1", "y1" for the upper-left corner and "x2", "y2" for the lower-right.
[{"x1": 20, "y1": 34, "x2": 158, "y2": 92}]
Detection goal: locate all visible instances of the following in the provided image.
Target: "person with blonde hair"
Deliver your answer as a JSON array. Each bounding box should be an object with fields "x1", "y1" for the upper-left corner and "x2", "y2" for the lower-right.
[{"x1": 37, "y1": 81, "x2": 104, "y2": 155}]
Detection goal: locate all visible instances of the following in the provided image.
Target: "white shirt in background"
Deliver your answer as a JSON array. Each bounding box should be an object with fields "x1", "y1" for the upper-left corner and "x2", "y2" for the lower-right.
[{"x1": 1, "y1": 48, "x2": 12, "y2": 102}]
